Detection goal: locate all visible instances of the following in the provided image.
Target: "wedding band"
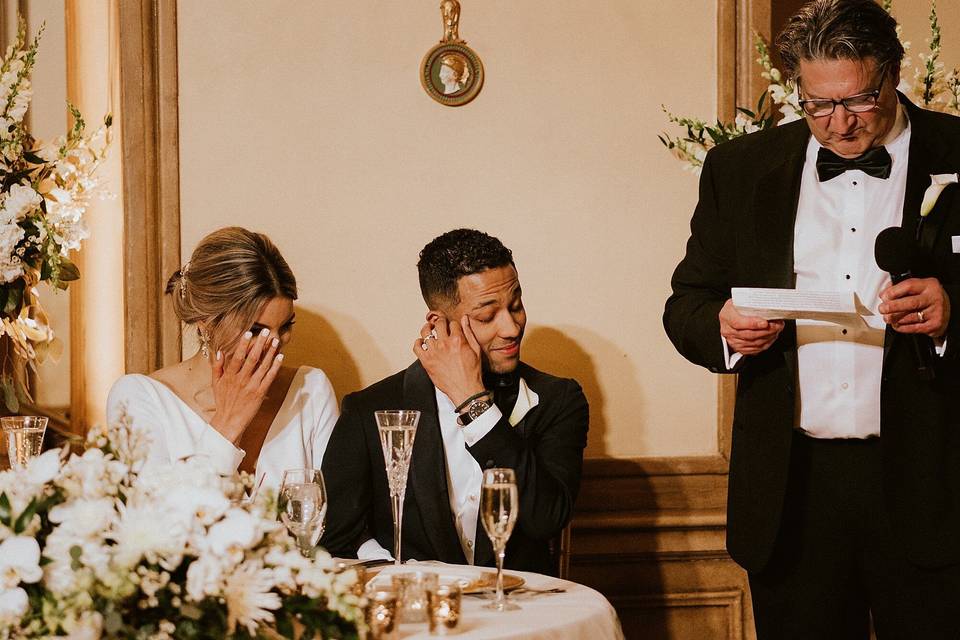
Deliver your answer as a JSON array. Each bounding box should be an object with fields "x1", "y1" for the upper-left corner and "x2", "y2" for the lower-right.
[
  {"x1": 421, "y1": 340, "x2": 429, "y2": 351},
  {"x1": 918, "y1": 310, "x2": 925, "y2": 322}
]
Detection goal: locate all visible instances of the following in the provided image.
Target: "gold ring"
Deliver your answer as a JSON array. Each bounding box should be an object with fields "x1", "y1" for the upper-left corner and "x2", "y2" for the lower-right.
[{"x1": 918, "y1": 309, "x2": 925, "y2": 322}]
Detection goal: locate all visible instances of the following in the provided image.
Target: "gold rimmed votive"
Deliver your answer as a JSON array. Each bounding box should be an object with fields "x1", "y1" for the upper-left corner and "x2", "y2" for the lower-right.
[{"x1": 427, "y1": 580, "x2": 463, "y2": 635}]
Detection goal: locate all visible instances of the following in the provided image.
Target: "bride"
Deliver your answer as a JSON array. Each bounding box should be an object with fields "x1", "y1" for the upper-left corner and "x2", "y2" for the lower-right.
[{"x1": 107, "y1": 227, "x2": 338, "y2": 489}]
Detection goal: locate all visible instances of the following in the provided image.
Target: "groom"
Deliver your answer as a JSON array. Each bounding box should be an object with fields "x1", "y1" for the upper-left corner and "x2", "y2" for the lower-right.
[{"x1": 321, "y1": 228, "x2": 588, "y2": 574}]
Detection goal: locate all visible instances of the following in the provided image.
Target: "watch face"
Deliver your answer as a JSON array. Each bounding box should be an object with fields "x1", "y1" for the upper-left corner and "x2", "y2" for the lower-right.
[{"x1": 468, "y1": 399, "x2": 492, "y2": 420}]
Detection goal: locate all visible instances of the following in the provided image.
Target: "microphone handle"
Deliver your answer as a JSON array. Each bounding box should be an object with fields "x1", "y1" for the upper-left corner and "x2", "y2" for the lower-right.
[{"x1": 889, "y1": 270, "x2": 937, "y2": 381}]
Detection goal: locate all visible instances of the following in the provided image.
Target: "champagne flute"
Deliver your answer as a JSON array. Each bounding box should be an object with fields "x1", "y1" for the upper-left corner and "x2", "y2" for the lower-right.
[
  {"x1": 2, "y1": 416, "x2": 48, "y2": 470},
  {"x1": 481, "y1": 467, "x2": 520, "y2": 611},
  {"x1": 279, "y1": 468, "x2": 327, "y2": 558},
  {"x1": 375, "y1": 410, "x2": 420, "y2": 565}
]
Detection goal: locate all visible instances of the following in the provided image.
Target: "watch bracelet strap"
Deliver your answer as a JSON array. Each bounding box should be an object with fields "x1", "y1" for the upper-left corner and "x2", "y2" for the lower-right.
[{"x1": 454, "y1": 389, "x2": 493, "y2": 413}]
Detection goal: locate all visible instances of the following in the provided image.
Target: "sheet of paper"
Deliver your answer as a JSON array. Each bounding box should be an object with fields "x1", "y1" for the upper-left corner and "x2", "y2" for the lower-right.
[{"x1": 732, "y1": 288, "x2": 872, "y2": 327}]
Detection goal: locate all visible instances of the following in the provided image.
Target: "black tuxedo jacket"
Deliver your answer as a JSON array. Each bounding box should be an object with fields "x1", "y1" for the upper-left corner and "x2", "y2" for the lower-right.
[
  {"x1": 664, "y1": 94, "x2": 960, "y2": 574},
  {"x1": 320, "y1": 361, "x2": 589, "y2": 575}
]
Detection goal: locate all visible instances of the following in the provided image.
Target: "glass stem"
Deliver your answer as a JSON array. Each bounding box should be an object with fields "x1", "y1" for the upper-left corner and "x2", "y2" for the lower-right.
[
  {"x1": 392, "y1": 490, "x2": 405, "y2": 565},
  {"x1": 494, "y1": 544, "x2": 506, "y2": 605}
]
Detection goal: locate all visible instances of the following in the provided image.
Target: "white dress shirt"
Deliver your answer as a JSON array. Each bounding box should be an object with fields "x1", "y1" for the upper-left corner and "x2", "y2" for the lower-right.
[{"x1": 725, "y1": 107, "x2": 919, "y2": 439}]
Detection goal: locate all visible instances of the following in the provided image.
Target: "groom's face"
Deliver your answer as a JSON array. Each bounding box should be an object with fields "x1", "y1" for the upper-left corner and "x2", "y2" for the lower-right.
[
  {"x1": 447, "y1": 265, "x2": 526, "y2": 374},
  {"x1": 799, "y1": 57, "x2": 900, "y2": 159}
]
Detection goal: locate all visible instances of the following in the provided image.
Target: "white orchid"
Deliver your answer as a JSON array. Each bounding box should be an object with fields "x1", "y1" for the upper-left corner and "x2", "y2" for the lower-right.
[
  {"x1": 0, "y1": 587, "x2": 28, "y2": 625},
  {"x1": 0, "y1": 536, "x2": 42, "y2": 588}
]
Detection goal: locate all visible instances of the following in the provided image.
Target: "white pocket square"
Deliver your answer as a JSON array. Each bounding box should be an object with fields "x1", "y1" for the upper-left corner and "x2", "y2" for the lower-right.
[{"x1": 953, "y1": 236, "x2": 960, "y2": 254}]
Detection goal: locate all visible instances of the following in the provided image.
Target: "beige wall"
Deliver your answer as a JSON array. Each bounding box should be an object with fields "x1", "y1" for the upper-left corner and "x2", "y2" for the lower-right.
[
  {"x1": 896, "y1": 0, "x2": 960, "y2": 91},
  {"x1": 177, "y1": 0, "x2": 718, "y2": 459},
  {"x1": 173, "y1": 0, "x2": 960, "y2": 459}
]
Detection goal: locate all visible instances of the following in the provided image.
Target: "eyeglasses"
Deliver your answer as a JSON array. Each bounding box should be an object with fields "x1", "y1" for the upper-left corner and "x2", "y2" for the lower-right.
[{"x1": 798, "y1": 73, "x2": 886, "y2": 117}]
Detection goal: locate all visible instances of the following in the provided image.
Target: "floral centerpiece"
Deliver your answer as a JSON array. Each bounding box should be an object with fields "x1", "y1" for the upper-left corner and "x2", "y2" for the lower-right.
[
  {"x1": 0, "y1": 414, "x2": 364, "y2": 639},
  {"x1": 0, "y1": 19, "x2": 110, "y2": 411},
  {"x1": 661, "y1": 0, "x2": 956, "y2": 173}
]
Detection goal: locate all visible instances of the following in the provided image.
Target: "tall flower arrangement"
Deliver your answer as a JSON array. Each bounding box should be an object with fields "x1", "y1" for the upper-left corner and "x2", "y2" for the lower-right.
[
  {"x1": 661, "y1": 0, "x2": 954, "y2": 173},
  {"x1": 0, "y1": 20, "x2": 110, "y2": 411},
  {"x1": 0, "y1": 414, "x2": 364, "y2": 639}
]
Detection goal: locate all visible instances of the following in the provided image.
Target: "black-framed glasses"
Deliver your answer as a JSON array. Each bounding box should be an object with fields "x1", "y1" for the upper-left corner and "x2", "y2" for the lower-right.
[{"x1": 798, "y1": 73, "x2": 886, "y2": 117}]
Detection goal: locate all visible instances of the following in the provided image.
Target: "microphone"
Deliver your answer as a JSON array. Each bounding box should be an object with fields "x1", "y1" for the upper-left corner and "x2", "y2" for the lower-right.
[{"x1": 874, "y1": 226, "x2": 936, "y2": 380}]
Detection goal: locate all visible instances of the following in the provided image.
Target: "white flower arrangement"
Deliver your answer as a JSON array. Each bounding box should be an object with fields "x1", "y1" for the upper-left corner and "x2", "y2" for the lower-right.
[
  {"x1": 0, "y1": 19, "x2": 111, "y2": 411},
  {"x1": 0, "y1": 415, "x2": 364, "y2": 639},
  {"x1": 661, "y1": 0, "x2": 954, "y2": 174}
]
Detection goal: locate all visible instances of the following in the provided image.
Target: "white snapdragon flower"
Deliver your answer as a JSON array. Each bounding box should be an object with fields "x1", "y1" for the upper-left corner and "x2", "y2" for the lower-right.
[
  {"x1": 58, "y1": 448, "x2": 128, "y2": 499},
  {"x1": 0, "y1": 183, "x2": 42, "y2": 223},
  {"x1": 0, "y1": 536, "x2": 42, "y2": 588},
  {"x1": 223, "y1": 561, "x2": 281, "y2": 635}
]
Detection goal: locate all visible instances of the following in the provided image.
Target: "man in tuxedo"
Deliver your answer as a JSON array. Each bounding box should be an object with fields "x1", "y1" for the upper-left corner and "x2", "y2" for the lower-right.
[
  {"x1": 664, "y1": 0, "x2": 960, "y2": 637},
  {"x1": 321, "y1": 228, "x2": 588, "y2": 574}
]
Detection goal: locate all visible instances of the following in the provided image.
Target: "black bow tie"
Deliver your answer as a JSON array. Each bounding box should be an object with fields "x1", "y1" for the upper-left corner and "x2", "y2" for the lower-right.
[{"x1": 816, "y1": 146, "x2": 892, "y2": 182}]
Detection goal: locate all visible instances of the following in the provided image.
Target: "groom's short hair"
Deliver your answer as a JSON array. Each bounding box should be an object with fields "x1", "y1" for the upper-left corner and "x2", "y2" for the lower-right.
[{"x1": 417, "y1": 229, "x2": 514, "y2": 309}]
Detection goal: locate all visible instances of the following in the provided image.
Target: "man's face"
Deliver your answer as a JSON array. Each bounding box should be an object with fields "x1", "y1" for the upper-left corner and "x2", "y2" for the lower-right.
[
  {"x1": 799, "y1": 57, "x2": 899, "y2": 158},
  {"x1": 445, "y1": 265, "x2": 525, "y2": 374}
]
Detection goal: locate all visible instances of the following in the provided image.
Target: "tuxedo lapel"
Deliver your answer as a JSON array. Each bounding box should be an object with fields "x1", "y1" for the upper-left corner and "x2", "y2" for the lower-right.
[
  {"x1": 753, "y1": 121, "x2": 809, "y2": 289},
  {"x1": 901, "y1": 97, "x2": 954, "y2": 249},
  {"x1": 402, "y1": 362, "x2": 464, "y2": 562},
  {"x1": 884, "y1": 97, "x2": 955, "y2": 364}
]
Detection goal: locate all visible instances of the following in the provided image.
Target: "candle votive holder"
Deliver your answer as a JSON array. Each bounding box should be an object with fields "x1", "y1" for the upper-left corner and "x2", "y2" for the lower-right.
[
  {"x1": 364, "y1": 589, "x2": 398, "y2": 640},
  {"x1": 391, "y1": 571, "x2": 438, "y2": 623},
  {"x1": 427, "y1": 581, "x2": 463, "y2": 635}
]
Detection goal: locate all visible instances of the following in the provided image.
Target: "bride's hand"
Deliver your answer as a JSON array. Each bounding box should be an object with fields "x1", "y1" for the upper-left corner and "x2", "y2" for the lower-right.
[{"x1": 209, "y1": 328, "x2": 284, "y2": 444}]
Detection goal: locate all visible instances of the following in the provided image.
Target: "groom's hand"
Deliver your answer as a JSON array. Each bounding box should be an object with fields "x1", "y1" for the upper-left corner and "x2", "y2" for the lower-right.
[
  {"x1": 719, "y1": 299, "x2": 784, "y2": 356},
  {"x1": 413, "y1": 315, "x2": 486, "y2": 408}
]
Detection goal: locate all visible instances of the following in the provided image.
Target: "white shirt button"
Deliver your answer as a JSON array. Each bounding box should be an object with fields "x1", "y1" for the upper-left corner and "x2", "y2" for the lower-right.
[
  {"x1": 467, "y1": 540, "x2": 473, "y2": 549},
  {"x1": 841, "y1": 382, "x2": 849, "y2": 390},
  {"x1": 469, "y1": 494, "x2": 478, "y2": 502}
]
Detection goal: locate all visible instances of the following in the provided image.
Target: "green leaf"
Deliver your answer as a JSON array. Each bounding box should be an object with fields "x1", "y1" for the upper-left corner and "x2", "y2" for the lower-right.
[
  {"x1": 13, "y1": 497, "x2": 37, "y2": 534},
  {"x1": 2, "y1": 382, "x2": 19, "y2": 413},
  {"x1": 58, "y1": 258, "x2": 80, "y2": 281},
  {"x1": 23, "y1": 150, "x2": 45, "y2": 164},
  {"x1": 3, "y1": 285, "x2": 21, "y2": 314},
  {"x1": 0, "y1": 493, "x2": 11, "y2": 527}
]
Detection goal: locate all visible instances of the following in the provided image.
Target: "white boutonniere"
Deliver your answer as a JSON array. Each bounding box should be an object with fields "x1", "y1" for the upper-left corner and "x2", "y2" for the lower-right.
[{"x1": 920, "y1": 173, "x2": 959, "y2": 217}]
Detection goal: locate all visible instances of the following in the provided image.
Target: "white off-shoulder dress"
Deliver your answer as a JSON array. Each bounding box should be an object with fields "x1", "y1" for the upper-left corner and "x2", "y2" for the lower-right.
[{"x1": 106, "y1": 366, "x2": 338, "y2": 490}]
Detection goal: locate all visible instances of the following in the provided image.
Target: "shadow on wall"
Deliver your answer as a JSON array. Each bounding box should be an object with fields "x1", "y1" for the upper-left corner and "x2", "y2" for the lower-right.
[
  {"x1": 282, "y1": 306, "x2": 390, "y2": 402},
  {"x1": 523, "y1": 325, "x2": 645, "y2": 458}
]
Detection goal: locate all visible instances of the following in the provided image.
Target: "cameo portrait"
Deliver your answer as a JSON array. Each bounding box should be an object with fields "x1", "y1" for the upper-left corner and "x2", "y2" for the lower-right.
[{"x1": 421, "y1": 0, "x2": 484, "y2": 107}]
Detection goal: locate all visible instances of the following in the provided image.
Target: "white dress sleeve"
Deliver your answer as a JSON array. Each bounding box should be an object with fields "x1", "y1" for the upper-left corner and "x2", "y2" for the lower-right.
[{"x1": 105, "y1": 374, "x2": 245, "y2": 475}]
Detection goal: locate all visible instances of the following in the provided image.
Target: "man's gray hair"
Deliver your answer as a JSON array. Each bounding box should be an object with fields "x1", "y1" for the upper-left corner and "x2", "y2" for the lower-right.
[{"x1": 776, "y1": 0, "x2": 904, "y2": 81}]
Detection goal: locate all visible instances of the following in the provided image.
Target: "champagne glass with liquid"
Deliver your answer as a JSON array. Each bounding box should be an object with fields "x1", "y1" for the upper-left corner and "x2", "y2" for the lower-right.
[
  {"x1": 279, "y1": 468, "x2": 327, "y2": 558},
  {"x1": 375, "y1": 410, "x2": 420, "y2": 565},
  {"x1": 2, "y1": 416, "x2": 48, "y2": 470},
  {"x1": 481, "y1": 467, "x2": 520, "y2": 611}
]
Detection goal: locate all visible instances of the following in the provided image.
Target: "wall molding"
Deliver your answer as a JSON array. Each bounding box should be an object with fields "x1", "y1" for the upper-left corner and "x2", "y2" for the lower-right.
[{"x1": 117, "y1": 0, "x2": 182, "y2": 374}]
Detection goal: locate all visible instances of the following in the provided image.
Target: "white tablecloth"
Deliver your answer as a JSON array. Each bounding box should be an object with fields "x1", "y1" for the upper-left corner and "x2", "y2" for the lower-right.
[{"x1": 368, "y1": 562, "x2": 624, "y2": 640}]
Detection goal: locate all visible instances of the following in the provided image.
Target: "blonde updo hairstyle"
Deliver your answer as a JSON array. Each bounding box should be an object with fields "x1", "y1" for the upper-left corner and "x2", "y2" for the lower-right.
[{"x1": 165, "y1": 227, "x2": 297, "y2": 356}]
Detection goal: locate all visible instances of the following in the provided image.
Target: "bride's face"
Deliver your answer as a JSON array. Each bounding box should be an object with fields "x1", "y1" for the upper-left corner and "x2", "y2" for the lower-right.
[{"x1": 247, "y1": 297, "x2": 296, "y2": 349}]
